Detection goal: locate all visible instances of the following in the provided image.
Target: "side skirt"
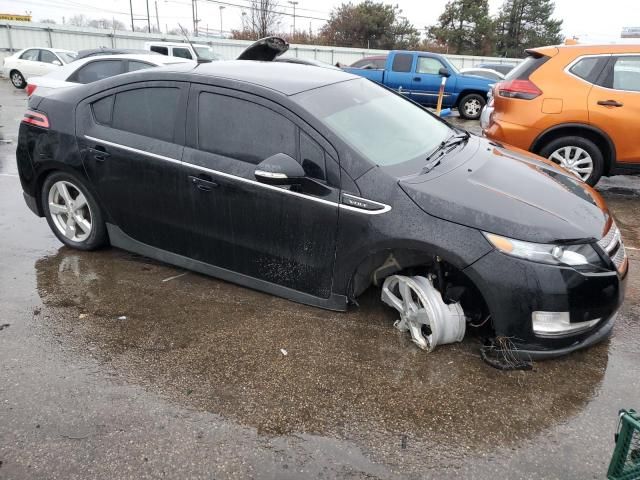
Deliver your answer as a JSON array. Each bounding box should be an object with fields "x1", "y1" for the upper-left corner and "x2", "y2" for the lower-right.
[{"x1": 107, "y1": 224, "x2": 349, "y2": 312}]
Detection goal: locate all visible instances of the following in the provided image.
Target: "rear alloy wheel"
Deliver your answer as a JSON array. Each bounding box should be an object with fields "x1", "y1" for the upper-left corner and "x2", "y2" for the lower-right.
[
  {"x1": 539, "y1": 136, "x2": 604, "y2": 186},
  {"x1": 10, "y1": 70, "x2": 26, "y2": 89},
  {"x1": 42, "y1": 173, "x2": 108, "y2": 250},
  {"x1": 458, "y1": 93, "x2": 485, "y2": 120}
]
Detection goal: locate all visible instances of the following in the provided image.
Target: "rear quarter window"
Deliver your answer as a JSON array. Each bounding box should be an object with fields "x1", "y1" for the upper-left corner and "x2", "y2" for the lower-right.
[
  {"x1": 91, "y1": 95, "x2": 114, "y2": 125},
  {"x1": 568, "y1": 56, "x2": 609, "y2": 84},
  {"x1": 504, "y1": 54, "x2": 549, "y2": 80}
]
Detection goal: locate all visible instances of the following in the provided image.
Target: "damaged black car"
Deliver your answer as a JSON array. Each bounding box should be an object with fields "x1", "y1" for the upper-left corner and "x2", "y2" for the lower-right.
[{"x1": 17, "y1": 60, "x2": 627, "y2": 360}]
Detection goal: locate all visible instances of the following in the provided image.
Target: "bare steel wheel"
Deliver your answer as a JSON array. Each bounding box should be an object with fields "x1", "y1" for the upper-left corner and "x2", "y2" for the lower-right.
[
  {"x1": 548, "y1": 146, "x2": 594, "y2": 181},
  {"x1": 42, "y1": 172, "x2": 108, "y2": 250},
  {"x1": 48, "y1": 180, "x2": 93, "y2": 242}
]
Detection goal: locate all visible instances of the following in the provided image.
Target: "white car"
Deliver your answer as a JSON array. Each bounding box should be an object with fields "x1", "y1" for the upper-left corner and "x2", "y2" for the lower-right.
[
  {"x1": 25, "y1": 54, "x2": 194, "y2": 97},
  {"x1": 144, "y1": 41, "x2": 223, "y2": 62},
  {"x1": 3, "y1": 47, "x2": 77, "y2": 89},
  {"x1": 459, "y1": 67, "x2": 505, "y2": 81}
]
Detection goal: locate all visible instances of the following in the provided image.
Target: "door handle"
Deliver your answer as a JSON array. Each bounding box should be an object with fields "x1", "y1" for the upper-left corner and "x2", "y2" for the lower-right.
[
  {"x1": 413, "y1": 77, "x2": 421, "y2": 81},
  {"x1": 597, "y1": 99, "x2": 623, "y2": 107},
  {"x1": 89, "y1": 145, "x2": 110, "y2": 161},
  {"x1": 189, "y1": 174, "x2": 218, "y2": 192}
]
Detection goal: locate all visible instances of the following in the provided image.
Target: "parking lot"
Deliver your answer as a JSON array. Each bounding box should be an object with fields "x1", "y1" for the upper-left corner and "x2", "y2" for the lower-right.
[{"x1": 1, "y1": 77, "x2": 640, "y2": 479}]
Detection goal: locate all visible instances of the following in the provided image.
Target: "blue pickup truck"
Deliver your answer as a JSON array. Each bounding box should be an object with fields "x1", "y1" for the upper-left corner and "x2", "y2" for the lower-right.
[{"x1": 342, "y1": 50, "x2": 495, "y2": 120}]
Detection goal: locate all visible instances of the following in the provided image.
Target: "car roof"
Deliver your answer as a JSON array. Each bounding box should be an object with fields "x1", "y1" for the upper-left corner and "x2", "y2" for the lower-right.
[
  {"x1": 530, "y1": 43, "x2": 640, "y2": 56},
  {"x1": 188, "y1": 60, "x2": 358, "y2": 95}
]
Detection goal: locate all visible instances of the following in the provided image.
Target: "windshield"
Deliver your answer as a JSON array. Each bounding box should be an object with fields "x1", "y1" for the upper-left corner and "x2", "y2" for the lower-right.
[
  {"x1": 194, "y1": 46, "x2": 220, "y2": 61},
  {"x1": 56, "y1": 51, "x2": 77, "y2": 63},
  {"x1": 293, "y1": 78, "x2": 451, "y2": 167}
]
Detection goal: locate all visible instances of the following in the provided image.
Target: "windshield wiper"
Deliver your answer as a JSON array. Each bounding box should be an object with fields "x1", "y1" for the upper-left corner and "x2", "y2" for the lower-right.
[{"x1": 421, "y1": 130, "x2": 471, "y2": 174}]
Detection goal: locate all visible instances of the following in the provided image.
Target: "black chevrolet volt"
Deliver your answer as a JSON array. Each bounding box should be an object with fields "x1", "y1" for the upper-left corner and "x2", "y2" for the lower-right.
[{"x1": 17, "y1": 61, "x2": 627, "y2": 360}]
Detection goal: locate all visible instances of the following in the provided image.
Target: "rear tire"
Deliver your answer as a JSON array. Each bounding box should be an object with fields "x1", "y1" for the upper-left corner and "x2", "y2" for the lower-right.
[
  {"x1": 42, "y1": 172, "x2": 108, "y2": 250},
  {"x1": 539, "y1": 136, "x2": 604, "y2": 186},
  {"x1": 458, "y1": 93, "x2": 485, "y2": 120},
  {"x1": 10, "y1": 70, "x2": 26, "y2": 89}
]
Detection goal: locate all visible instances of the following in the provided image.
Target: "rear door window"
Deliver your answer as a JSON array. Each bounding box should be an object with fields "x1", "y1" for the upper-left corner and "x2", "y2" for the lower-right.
[
  {"x1": 39, "y1": 50, "x2": 59, "y2": 64},
  {"x1": 69, "y1": 60, "x2": 124, "y2": 84},
  {"x1": 612, "y1": 56, "x2": 640, "y2": 92},
  {"x1": 391, "y1": 54, "x2": 413, "y2": 73},
  {"x1": 112, "y1": 87, "x2": 181, "y2": 142},
  {"x1": 172, "y1": 47, "x2": 192, "y2": 59},
  {"x1": 20, "y1": 49, "x2": 40, "y2": 61},
  {"x1": 197, "y1": 92, "x2": 296, "y2": 164}
]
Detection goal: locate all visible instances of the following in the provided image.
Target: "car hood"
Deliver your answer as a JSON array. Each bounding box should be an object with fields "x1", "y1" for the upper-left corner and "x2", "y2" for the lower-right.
[{"x1": 398, "y1": 137, "x2": 610, "y2": 244}]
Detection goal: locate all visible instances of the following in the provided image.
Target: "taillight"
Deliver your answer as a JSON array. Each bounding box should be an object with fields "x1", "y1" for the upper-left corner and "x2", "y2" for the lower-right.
[
  {"x1": 497, "y1": 79, "x2": 542, "y2": 100},
  {"x1": 22, "y1": 109, "x2": 49, "y2": 128},
  {"x1": 26, "y1": 84, "x2": 37, "y2": 97}
]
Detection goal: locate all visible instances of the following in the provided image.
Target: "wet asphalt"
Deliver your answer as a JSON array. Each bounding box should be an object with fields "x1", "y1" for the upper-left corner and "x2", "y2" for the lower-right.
[{"x1": 1, "y1": 80, "x2": 639, "y2": 480}]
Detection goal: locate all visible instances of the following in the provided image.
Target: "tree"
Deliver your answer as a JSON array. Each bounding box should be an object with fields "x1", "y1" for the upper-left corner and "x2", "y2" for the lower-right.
[
  {"x1": 428, "y1": 0, "x2": 494, "y2": 55},
  {"x1": 240, "y1": 0, "x2": 282, "y2": 39},
  {"x1": 39, "y1": 18, "x2": 57, "y2": 24},
  {"x1": 320, "y1": 1, "x2": 420, "y2": 50},
  {"x1": 88, "y1": 18, "x2": 127, "y2": 31},
  {"x1": 495, "y1": 0, "x2": 563, "y2": 57},
  {"x1": 68, "y1": 14, "x2": 90, "y2": 27}
]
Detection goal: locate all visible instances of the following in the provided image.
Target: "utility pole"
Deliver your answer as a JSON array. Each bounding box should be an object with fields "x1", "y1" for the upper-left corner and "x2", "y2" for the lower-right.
[
  {"x1": 191, "y1": 0, "x2": 196, "y2": 35},
  {"x1": 155, "y1": 0, "x2": 160, "y2": 32},
  {"x1": 288, "y1": 1, "x2": 298, "y2": 35},
  {"x1": 219, "y1": 5, "x2": 225, "y2": 37},
  {"x1": 194, "y1": 0, "x2": 199, "y2": 36},
  {"x1": 129, "y1": 0, "x2": 134, "y2": 31},
  {"x1": 145, "y1": 0, "x2": 151, "y2": 32}
]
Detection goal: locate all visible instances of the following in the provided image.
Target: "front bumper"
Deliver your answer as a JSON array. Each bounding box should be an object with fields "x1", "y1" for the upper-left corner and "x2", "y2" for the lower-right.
[{"x1": 464, "y1": 249, "x2": 626, "y2": 359}]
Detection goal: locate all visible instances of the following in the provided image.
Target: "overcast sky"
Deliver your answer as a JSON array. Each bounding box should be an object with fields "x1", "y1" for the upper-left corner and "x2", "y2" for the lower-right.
[{"x1": 2, "y1": 0, "x2": 638, "y2": 42}]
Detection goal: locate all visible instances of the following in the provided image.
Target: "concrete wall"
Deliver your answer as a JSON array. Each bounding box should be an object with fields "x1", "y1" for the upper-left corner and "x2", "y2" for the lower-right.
[{"x1": 0, "y1": 21, "x2": 522, "y2": 69}]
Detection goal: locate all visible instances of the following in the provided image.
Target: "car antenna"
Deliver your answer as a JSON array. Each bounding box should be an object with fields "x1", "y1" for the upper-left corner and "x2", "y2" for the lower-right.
[{"x1": 177, "y1": 23, "x2": 204, "y2": 63}]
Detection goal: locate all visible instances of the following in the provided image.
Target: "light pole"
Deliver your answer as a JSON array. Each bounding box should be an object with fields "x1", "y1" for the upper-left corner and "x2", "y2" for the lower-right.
[
  {"x1": 155, "y1": 0, "x2": 160, "y2": 32},
  {"x1": 288, "y1": 1, "x2": 298, "y2": 35},
  {"x1": 219, "y1": 5, "x2": 225, "y2": 37},
  {"x1": 241, "y1": 11, "x2": 247, "y2": 31}
]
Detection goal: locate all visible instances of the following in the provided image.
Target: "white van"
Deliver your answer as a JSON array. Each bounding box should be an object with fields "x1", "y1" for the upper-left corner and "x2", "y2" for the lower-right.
[{"x1": 144, "y1": 42, "x2": 222, "y2": 62}]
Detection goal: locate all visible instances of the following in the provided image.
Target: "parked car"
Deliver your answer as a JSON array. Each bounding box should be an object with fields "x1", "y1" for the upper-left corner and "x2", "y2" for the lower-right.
[
  {"x1": 144, "y1": 42, "x2": 222, "y2": 62},
  {"x1": 74, "y1": 48, "x2": 160, "y2": 60},
  {"x1": 349, "y1": 55, "x2": 387, "y2": 69},
  {"x1": 477, "y1": 62, "x2": 517, "y2": 76},
  {"x1": 482, "y1": 44, "x2": 640, "y2": 186},
  {"x1": 18, "y1": 61, "x2": 626, "y2": 359},
  {"x1": 342, "y1": 51, "x2": 494, "y2": 119},
  {"x1": 3, "y1": 47, "x2": 77, "y2": 89},
  {"x1": 25, "y1": 54, "x2": 194, "y2": 97},
  {"x1": 460, "y1": 67, "x2": 505, "y2": 81}
]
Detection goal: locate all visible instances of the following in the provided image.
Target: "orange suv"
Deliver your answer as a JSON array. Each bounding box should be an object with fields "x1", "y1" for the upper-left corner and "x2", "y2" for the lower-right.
[{"x1": 481, "y1": 44, "x2": 640, "y2": 185}]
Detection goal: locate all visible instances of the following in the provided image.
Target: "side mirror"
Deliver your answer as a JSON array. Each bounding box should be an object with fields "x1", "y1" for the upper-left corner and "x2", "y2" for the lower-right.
[
  {"x1": 439, "y1": 67, "x2": 450, "y2": 78},
  {"x1": 254, "y1": 153, "x2": 305, "y2": 185},
  {"x1": 52, "y1": 60, "x2": 62, "y2": 66}
]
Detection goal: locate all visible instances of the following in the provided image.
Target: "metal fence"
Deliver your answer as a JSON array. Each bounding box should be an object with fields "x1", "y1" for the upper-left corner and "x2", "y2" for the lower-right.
[{"x1": 0, "y1": 20, "x2": 521, "y2": 69}]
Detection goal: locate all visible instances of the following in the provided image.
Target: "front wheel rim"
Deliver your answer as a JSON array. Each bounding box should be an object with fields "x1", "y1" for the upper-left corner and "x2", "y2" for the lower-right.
[
  {"x1": 48, "y1": 180, "x2": 93, "y2": 242},
  {"x1": 548, "y1": 146, "x2": 594, "y2": 181},
  {"x1": 464, "y1": 98, "x2": 481, "y2": 117}
]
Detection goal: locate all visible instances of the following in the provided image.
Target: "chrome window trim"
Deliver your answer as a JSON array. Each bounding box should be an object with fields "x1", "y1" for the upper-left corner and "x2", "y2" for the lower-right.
[
  {"x1": 84, "y1": 135, "x2": 392, "y2": 215},
  {"x1": 564, "y1": 52, "x2": 640, "y2": 93}
]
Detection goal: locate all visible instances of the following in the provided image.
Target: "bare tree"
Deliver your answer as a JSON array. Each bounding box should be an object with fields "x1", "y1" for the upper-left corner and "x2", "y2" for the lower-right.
[
  {"x1": 38, "y1": 18, "x2": 57, "y2": 24},
  {"x1": 88, "y1": 18, "x2": 127, "y2": 30},
  {"x1": 68, "y1": 14, "x2": 90, "y2": 27},
  {"x1": 242, "y1": 0, "x2": 282, "y2": 39}
]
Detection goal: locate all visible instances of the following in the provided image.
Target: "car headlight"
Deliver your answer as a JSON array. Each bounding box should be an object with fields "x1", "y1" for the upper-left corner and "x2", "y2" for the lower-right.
[{"x1": 483, "y1": 232, "x2": 603, "y2": 268}]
